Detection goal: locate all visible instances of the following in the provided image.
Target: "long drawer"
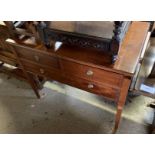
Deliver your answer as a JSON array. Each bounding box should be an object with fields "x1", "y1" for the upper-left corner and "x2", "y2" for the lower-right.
[
  {"x1": 64, "y1": 76, "x2": 119, "y2": 101},
  {"x1": 22, "y1": 59, "x2": 118, "y2": 101},
  {"x1": 9, "y1": 43, "x2": 60, "y2": 69},
  {"x1": 60, "y1": 59, "x2": 123, "y2": 88}
]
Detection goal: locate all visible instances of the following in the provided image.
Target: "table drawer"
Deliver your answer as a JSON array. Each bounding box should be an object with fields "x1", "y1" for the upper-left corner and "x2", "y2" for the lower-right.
[
  {"x1": 65, "y1": 77, "x2": 118, "y2": 100},
  {"x1": 60, "y1": 59, "x2": 122, "y2": 88},
  {"x1": 0, "y1": 55, "x2": 17, "y2": 66},
  {"x1": 12, "y1": 43, "x2": 60, "y2": 69},
  {"x1": 21, "y1": 60, "x2": 60, "y2": 80},
  {"x1": 0, "y1": 50, "x2": 18, "y2": 66}
]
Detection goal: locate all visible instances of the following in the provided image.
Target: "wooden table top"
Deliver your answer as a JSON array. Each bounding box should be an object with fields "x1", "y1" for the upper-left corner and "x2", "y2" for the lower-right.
[
  {"x1": 114, "y1": 21, "x2": 150, "y2": 75},
  {"x1": 54, "y1": 21, "x2": 150, "y2": 76},
  {"x1": 54, "y1": 22, "x2": 149, "y2": 76},
  {"x1": 6, "y1": 21, "x2": 150, "y2": 77}
]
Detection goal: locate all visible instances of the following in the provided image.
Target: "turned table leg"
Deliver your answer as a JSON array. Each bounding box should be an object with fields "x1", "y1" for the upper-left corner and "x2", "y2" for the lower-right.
[{"x1": 112, "y1": 78, "x2": 131, "y2": 133}]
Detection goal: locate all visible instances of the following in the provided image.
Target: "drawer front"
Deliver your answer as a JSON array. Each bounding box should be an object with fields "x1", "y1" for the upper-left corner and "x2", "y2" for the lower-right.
[
  {"x1": 13, "y1": 44, "x2": 60, "y2": 69},
  {"x1": 22, "y1": 60, "x2": 61, "y2": 80},
  {"x1": 60, "y1": 59, "x2": 122, "y2": 88},
  {"x1": 0, "y1": 51, "x2": 17, "y2": 66},
  {"x1": 65, "y1": 77, "x2": 118, "y2": 100}
]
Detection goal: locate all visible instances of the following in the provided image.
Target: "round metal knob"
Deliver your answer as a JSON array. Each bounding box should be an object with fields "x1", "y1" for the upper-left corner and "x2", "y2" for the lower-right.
[
  {"x1": 86, "y1": 70, "x2": 93, "y2": 76},
  {"x1": 88, "y1": 84, "x2": 94, "y2": 89},
  {"x1": 34, "y1": 55, "x2": 40, "y2": 62},
  {"x1": 40, "y1": 68, "x2": 44, "y2": 74}
]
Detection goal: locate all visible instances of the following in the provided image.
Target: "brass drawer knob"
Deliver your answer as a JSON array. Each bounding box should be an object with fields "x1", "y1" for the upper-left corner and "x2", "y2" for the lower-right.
[
  {"x1": 40, "y1": 68, "x2": 44, "y2": 74},
  {"x1": 34, "y1": 55, "x2": 40, "y2": 62},
  {"x1": 86, "y1": 70, "x2": 93, "y2": 76},
  {"x1": 88, "y1": 84, "x2": 94, "y2": 89}
]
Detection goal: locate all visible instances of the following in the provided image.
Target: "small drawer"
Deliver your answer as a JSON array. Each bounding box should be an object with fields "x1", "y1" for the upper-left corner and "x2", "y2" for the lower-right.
[
  {"x1": 11, "y1": 43, "x2": 60, "y2": 69},
  {"x1": 21, "y1": 59, "x2": 60, "y2": 80},
  {"x1": 60, "y1": 59, "x2": 122, "y2": 88},
  {"x1": 0, "y1": 51, "x2": 18, "y2": 66}
]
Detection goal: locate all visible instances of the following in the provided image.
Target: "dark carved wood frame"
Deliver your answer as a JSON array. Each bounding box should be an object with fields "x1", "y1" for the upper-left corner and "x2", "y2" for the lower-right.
[{"x1": 37, "y1": 21, "x2": 131, "y2": 63}]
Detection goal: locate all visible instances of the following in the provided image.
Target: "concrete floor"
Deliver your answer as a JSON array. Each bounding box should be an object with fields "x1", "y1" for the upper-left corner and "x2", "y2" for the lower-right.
[{"x1": 0, "y1": 73, "x2": 154, "y2": 134}]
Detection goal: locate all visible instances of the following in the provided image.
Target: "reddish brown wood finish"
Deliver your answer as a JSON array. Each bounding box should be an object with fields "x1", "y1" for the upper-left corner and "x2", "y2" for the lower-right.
[
  {"x1": 13, "y1": 44, "x2": 60, "y2": 69},
  {"x1": 21, "y1": 59, "x2": 119, "y2": 101},
  {"x1": 4, "y1": 21, "x2": 150, "y2": 133},
  {"x1": 60, "y1": 59, "x2": 123, "y2": 89},
  {"x1": 112, "y1": 78, "x2": 131, "y2": 133}
]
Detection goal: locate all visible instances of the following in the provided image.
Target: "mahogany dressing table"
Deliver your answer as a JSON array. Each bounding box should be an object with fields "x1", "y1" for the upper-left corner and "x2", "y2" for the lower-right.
[{"x1": 0, "y1": 21, "x2": 150, "y2": 133}]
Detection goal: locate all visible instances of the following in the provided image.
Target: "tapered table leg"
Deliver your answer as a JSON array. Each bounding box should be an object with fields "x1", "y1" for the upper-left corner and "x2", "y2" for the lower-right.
[{"x1": 112, "y1": 78, "x2": 131, "y2": 133}]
